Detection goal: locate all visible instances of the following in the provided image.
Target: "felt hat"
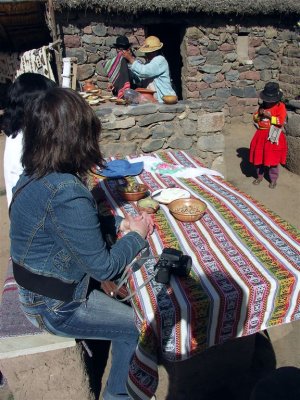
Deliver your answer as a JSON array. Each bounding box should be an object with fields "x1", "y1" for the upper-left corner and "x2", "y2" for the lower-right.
[
  {"x1": 112, "y1": 36, "x2": 131, "y2": 50},
  {"x1": 100, "y1": 159, "x2": 144, "y2": 178},
  {"x1": 139, "y1": 36, "x2": 163, "y2": 53},
  {"x1": 260, "y1": 82, "x2": 283, "y2": 103}
]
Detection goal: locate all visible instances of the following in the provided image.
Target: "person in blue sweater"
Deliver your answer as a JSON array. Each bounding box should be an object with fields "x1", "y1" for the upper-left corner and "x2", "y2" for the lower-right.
[{"x1": 123, "y1": 35, "x2": 176, "y2": 103}]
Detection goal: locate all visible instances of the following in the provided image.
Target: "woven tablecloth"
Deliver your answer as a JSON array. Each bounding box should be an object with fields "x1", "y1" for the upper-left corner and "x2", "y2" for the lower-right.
[{"x1": 86, "y1": 150, "x2": 300, "y2": 399}]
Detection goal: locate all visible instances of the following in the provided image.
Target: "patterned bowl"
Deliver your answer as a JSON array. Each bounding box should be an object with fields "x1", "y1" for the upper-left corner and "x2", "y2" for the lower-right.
[{"x1": 168, "y1": 198, "x2": 207, "y2": 222}]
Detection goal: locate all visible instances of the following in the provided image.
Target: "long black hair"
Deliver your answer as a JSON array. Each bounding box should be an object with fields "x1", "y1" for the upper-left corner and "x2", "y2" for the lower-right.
[
  {"x1": 1, "y1": 73, "x2": 57, "y2": 138},
  {"x1": 22, "y1": 87, "x2": 104, "y2": 177}
]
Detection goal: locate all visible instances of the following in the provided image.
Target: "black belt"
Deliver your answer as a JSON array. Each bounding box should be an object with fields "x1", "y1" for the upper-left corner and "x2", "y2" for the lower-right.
[{"x1": 13, "y1": 261, "x2": 78, "y2": 302}]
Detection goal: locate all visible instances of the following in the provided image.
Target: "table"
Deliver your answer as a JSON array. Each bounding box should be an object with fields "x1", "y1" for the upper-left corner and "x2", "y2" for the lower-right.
[{"x1": 90, "y1": 150, "x2": 300, "y2": 400}]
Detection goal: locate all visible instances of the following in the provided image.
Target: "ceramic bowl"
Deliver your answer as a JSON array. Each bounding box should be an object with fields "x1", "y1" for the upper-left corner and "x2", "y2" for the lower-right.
[
  {"x1": 168, "y1": 198, "x2": 207, "y2": 222},
  {"x1": 119, "y1": 184, "x2": 148, "y2": 202},
  {"x1": 137, "y1": 197, "x2": 160, "y2": 214},
  {"x1": 162, "y1": 95, "x2": 178, "y2": 104}
]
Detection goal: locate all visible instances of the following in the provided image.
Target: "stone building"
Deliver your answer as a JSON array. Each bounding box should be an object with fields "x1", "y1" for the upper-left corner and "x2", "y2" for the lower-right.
[{"x1": 52, "y1": 0, "x2": 300, "y2": 121}]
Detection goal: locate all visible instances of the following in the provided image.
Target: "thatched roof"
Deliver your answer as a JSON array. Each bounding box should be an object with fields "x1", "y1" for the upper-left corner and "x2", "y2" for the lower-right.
[{"x1": 53, "y1": 0, "x2": 300, "y2": 15}]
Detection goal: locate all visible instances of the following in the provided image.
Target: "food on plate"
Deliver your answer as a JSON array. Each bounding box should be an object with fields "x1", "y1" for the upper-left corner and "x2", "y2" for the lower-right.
[{"x1": 152, "y1": 188, "x2": 190, "y2": 204}]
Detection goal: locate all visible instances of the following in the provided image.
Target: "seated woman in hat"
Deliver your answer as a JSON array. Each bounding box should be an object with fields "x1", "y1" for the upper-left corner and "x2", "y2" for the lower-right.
[
  {"x1": 123, "y1": 35, "x2": 177, "y2": 103},
  {"x1": 250, "y1": 81, "x2": 287, "y2": 189},
  {"x1": 102, "y1": 35, "x2": 135, "y2": 98}
]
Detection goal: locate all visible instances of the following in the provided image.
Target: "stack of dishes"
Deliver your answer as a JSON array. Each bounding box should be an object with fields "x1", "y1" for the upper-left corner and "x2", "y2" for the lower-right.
[{"x1": 79, "y1": 90, "x2": 105, "y2": 106}]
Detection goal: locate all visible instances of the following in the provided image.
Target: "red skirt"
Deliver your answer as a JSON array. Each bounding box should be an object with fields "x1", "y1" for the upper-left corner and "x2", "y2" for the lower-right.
[{"x1": 249, "y1": 129, "x2": 288, "y2": 166}]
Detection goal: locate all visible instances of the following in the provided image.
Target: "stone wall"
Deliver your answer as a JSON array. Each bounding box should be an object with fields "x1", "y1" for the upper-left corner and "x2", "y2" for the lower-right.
[
  {"x1": 95, "y1": 101, "x2": 225, "y2": 172},
  {"x1": 285, "y1": 100, "x2": 300, "y2": 175},
  {"x1": 183, "y1": 23, "x2": 299, "y2": 122}
]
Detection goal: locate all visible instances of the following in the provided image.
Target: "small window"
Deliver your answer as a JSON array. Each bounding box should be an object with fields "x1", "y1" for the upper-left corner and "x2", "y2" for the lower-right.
[{"x1": 237, "y1": 33, "x2": 249, "y2": 61}]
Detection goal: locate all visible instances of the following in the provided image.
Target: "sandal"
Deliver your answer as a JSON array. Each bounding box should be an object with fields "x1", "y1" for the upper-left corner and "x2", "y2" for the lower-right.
[
  {"x1": 253, "y1": 178, "x2": 263, "y2": 185},
  {"x1": 269, "y1": 182, "x2": 277, "y2": 189}
]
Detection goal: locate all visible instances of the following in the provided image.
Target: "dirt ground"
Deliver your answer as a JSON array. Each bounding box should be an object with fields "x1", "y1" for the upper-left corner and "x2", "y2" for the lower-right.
[{"x1": 0, "y1": 121, "x2": 299, "y2": 399}]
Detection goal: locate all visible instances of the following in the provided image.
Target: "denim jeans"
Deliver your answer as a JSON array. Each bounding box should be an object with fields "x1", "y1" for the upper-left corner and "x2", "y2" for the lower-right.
[{"x1": 18, "y1": 286, "x2": 138, "y2": 400}]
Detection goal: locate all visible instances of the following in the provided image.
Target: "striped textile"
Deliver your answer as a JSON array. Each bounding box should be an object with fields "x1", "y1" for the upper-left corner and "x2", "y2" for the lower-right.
[
  {"x1": 0, "y1": 260, "x2": 43, "y2": 338},
  {"x1": 102, "y1": 52, "x2": 130, "y2": 99},
  {"x1": 90, "y1": 150, "x2": 300, "y2": 400}
]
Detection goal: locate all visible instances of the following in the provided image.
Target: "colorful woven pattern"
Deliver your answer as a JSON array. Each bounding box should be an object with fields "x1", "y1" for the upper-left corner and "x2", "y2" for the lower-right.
[{"x1": 90, "y1": 150, "x2": 300, "y2": 400}]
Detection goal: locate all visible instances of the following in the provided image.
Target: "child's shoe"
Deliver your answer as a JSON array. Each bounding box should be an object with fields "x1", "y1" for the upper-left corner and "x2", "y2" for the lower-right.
[{"x1": 253, "y1": 178, "x2": 263, "y2": 185}]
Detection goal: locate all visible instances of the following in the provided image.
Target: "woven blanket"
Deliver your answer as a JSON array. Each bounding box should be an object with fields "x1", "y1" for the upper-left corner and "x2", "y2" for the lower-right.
[
  {"x1": 0, "y1": 260, "x2": 43, "y2": 339},
  {"x1": 89, "y1": 150, "x2": 300, "y2": 400},
  {"x1": 102, "y1": 53, "x2": 130, "y2": 99}
]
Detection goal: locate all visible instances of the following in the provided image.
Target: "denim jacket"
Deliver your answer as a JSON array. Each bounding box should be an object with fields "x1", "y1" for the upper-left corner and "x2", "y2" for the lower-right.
[{"x1": 10, "y1": 173, "x2": 147, "y2": 301}]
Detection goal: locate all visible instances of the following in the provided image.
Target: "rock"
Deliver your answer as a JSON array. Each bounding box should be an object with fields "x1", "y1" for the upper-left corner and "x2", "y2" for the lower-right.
[
  {"x1": 215, "y1": 88, "x2": 231, "y2": 98},
  {"x1": 200, "y1": 88, "x2": 215, "y2": 99},
  {"x1": 286, "y1": 136, "x2": 300, "y2": 175},
  {"x1": 82, "y1": 35, "x2": 105, "y2": 45},
  {"x1": 187, "y1": 56, "x2": 206, "y2": 66},
  {"x1": 77, "y1": 65, "x2": 95, "y2": 81},
  {"x1": 141, "y1": 139, "x2": 165, "y2": 152},
  {"x1": 158, "y1": 104, "x2": 186, "y2": 113},
  {"x1": 64, "y1": 35, "x2": 81, "y2": 48},
  {"x1": 265, "y1": 28, "x2": 277, "y2": 39},
  {"x1": 244, "y1": 87, "x2": 258, "y2": 98},
  {"x1": 151, "y1": 126, "x2": 174, "y2": 139},
  {"x1": 127, "y1": 104, "x2": 158, "y2": 116},
  {"x1": 253, "y1": 55, "x2": 274, "y2": 70},
  {"x1": 202, "y1": 74, "x2": 216, "y2": 83},
  {"x1": 207, "y1": 42, "x2": 218, "y2": 51},
  {"x1": 231, "y1": 87, "x2": 244, "y2": 97},
  {"x1": 101, "y1": 143, "x2": 137, "y2": 157},
  {"x1": 167, "y1": 136, "x2": 194, "y2": 150},
  {"x1": 211, "y1": 155, "x2": 226, "y2": 177},
  {"x1": 65, "y1": 48, "x2": 87, "y2": 65},
  {"x1": 257, "y1": 47, "x2": 271, "y2": 56},
  {"x1": 197, "y1": 134, "x2": 225, "y2": 152},
  {"x1": 92, "y1": 24, "x2": 107, "y2": 37},
  {"x1": 115, "y1": 117, "x2": 136, "y2": 129},
  {"x1": 286, "y1": 113, "x2": 300, "y2": 137},
  {"x1": 179, "y1": 119, "x2": 197, "y2": 135},
  {"x1": 101, "y1": 131, "x2": 121, "y2": 140},
  {"x1": 206, "y1": 51, "x2": 223, "y2": 65},
  {"x1": 199, "y1": 65, "x2": 223, "y2": 73},
  {"x1": 225, "y1": 70, "x2": 239, "y2": 82},
  {"x1": 197, "y1": 134, "x2": 225, "y2": 153},
  {"x1": 197, "y1": 112, "x2": 225, "y2": 133},
  {"x1": 138, "y1": 113, "x2": 176, "y2": 127},
  {"x1": 225, "y1": 53, "x2": 237, "y2": 62}
]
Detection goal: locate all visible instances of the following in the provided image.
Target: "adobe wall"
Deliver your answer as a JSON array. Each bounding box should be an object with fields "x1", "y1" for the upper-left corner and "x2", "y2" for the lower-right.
[{"x1": 56, "y1": 12, "x2": 300, "y2": 122}]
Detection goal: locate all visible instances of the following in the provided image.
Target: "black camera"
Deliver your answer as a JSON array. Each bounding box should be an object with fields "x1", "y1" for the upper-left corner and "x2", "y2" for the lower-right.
[{"x1": 154, "y1": 248, "x2": 192, "y2": 284}]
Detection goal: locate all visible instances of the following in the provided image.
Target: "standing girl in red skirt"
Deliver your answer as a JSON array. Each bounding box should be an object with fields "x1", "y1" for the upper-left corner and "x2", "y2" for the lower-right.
[{"x1": 250, "y1": 82, "x2": 288, "y2": 189}]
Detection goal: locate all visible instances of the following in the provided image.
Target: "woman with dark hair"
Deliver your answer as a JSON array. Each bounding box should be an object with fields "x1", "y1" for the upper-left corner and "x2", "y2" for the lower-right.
[
  {"x1": 9, "y1": 87, "x2": 153, "y2": 400},
  {"x1": 1, "y1": 72, "x2": 57, "y2": 205}
]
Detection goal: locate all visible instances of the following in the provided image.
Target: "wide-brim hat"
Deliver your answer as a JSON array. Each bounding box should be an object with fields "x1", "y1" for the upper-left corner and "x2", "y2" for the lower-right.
[
  {"x1": 260, "y1": 82, "x2": 283, "y2": 103},
  {"x1": 139, "y1": 36, "x2": 163, "y2": 53},
  {"x1": 100, "y1": 159, "x2": 144, "y2": 178},
  {"x1": 112, "y1": 36, "x2": 131, "y2": 50}
]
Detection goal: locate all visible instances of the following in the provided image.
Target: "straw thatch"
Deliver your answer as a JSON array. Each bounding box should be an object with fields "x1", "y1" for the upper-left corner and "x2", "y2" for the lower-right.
[{"x1": 53, "y1": 0, "x2": 300, "y2": 15}]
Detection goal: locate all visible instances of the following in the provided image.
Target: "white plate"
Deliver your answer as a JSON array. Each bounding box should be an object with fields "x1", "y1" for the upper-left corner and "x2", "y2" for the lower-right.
[{"x1": 151, "y1": 188, "x2": 190, "y2": 204}]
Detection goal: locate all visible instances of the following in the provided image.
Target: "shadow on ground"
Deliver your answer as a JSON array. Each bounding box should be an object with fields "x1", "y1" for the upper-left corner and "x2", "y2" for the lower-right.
[
  {"x1": 161, "y1": 332, "x2": 276, "y2": 400},
  {"x1": 236, "y1": 147, "x2": 256, "y2": 178}
]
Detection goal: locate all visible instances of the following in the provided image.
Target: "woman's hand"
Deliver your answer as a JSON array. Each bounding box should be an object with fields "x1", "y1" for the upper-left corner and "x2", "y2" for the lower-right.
[
  {"x1": 122, "y1": 49, "x2": 135, "y2": 64},
  {"x1": 120, "y1": 213, "x2": 154, "y2": 239}
]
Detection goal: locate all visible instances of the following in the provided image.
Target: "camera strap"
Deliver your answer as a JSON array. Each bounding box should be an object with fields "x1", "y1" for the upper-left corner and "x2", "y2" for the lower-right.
[{"x1": 113, "y1": 245, "x2": 159, "y2": 303}]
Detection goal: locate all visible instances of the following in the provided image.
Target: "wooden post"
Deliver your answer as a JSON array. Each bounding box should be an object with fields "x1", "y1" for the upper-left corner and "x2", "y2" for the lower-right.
[{"x1": 46, "y1": 0, "x2": 63, "y2": 85}]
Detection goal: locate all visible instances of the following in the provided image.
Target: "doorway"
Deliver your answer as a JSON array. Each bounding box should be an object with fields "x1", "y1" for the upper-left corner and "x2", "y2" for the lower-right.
[{"x1": 146, "y1": 24, "x2": 183, "y2": 99}]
